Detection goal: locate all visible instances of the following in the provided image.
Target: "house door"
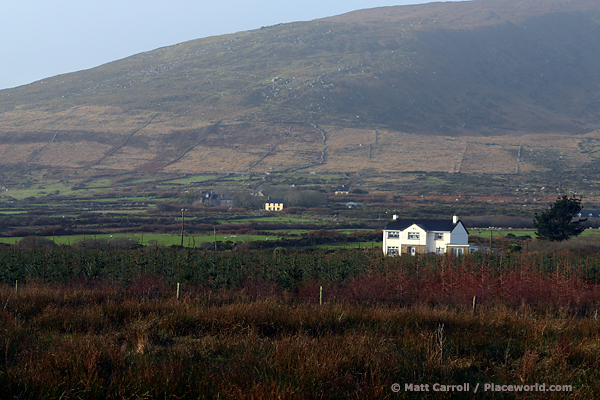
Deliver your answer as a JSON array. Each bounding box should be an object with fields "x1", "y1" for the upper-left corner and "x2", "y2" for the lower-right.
[{"x1": 408, "y1": 246, "x2": 416, "y2": 256}]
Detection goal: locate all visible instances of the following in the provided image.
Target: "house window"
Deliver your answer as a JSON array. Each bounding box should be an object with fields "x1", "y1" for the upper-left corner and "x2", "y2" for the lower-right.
[
  {"x1": 436, "y1": 247, "x2": 444, "y2": 255},
  {"x1": 452, "y1": 248, "x2": 464, "y2": 256},
  {"x1": 387, "y1": 231, "x2": 399, "y2": 239},
  {"x1": 387, "y1": 246, "x2": 399, "y2": 256},
  {"x1": 408, "y1": 232, "x2": 420, "y2": 240},
  {"x1": 434, "y1": 233, "x2": 444, "y2": 240}
]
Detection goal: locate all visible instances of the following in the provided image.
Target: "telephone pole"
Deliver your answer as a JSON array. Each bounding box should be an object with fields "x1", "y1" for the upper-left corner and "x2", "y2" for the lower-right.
[{"x1": 180, "y1": 209, "x2": 186, "y2": 247}]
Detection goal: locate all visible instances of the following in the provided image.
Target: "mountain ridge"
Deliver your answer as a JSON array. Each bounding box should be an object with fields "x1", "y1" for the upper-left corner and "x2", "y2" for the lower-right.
[{"x1": 1, "y1": 0, "x2": 600, "y2": 183}]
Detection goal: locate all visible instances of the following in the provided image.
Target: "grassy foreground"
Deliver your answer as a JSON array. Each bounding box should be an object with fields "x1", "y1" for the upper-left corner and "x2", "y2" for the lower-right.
[
  {"x1": 1, "y1": 285, "x2": 599, "y2": 399},
  {"x1": 2, "y1": 240, "x2": 600, "y2": 399}
]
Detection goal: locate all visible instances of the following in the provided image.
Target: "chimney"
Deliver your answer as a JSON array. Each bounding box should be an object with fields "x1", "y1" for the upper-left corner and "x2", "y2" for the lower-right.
[
  {"x1": 393, "y1": 214, "x2": 398, "y2": 221},
  {"x1": 453, "y1": 215, "x2": 459, "y2": 224}
]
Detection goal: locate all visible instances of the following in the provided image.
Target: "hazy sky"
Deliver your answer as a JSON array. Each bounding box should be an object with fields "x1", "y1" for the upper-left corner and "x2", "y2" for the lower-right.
[{"x1": 1, "y1": 1, "x2": 456, "y2": 90}]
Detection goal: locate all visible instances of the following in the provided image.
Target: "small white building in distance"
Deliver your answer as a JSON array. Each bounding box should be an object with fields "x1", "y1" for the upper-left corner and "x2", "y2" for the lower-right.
[{"x1": 382, "y1": 215, "x2": 470, "y2": 256}]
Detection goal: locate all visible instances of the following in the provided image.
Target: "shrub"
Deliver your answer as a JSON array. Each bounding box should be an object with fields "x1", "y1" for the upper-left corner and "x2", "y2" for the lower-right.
[{"x1": 18, "y1": 236, "x2": 56, "y2": 249}]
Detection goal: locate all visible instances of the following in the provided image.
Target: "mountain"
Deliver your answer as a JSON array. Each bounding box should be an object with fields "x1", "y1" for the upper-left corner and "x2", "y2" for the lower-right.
[{"x1": 1, "y1": 0, "x2": 600, "y2": 183}]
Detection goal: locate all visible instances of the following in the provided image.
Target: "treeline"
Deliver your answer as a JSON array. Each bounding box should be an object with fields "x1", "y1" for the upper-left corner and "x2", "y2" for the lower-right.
[
  {"x1": 2, "y1": 244, "x2": 600, "y2": 310},
  {"x1": 0, "y1": 246, "x2": 376, "y2": 290}
]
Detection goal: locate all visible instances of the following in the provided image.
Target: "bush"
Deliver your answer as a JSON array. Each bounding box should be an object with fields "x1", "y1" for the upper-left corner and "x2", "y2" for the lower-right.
[
  {"x1": 8, "y1": 229, "x2": 34, "y2": 237},
  {"x1": 18, "y1": 236, "x2": 56, "y2": 249},
  {"x1": 507, "y1": 243, "x2": 522, "y2": 253},
  {"x1": 72, "y1": 237, "x2": 140, "y2": 250}
]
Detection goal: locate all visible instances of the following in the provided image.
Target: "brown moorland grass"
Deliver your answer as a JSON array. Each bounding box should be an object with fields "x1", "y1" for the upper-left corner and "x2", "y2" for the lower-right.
[
  {"x1": 1, "y1": 242, "x2": 600, "y2": 398},
  {"x1": 3, "y1": 121, "x2": 600, "y2": 184},
  {"x1": 0, "y1": 143, "x2": 47, "y2": 164},
  {"x1": 1, "y1": 282, "x2": 600, "y2": 399}
]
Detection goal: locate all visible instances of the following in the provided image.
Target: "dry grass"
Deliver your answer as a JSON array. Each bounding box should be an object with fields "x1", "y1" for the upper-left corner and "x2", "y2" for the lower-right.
[
  {"x1": 460, "y1": 142, "x2": 520, "y2": 174},
  {"x1": 1, "y1": 282, "x2": 600, "y2": 399},
  {"x1": 319, "y1": 127, "x2": 467, "y2": 173},
  {"x1": 2, "y1": 107, "x2": 148, "y2": 134},
  {"x1": 34, "y1": 142, "x2": 114, "y2": 167},
  {"x1": 3, "y1": 113, "x2": 600, "y2": 179},
  {"x1": 162, "y1": 123, "x2": 323, "y2": 173},
  {"x1": 0, "y1": 143, "x2": 43, "y2": 164}
]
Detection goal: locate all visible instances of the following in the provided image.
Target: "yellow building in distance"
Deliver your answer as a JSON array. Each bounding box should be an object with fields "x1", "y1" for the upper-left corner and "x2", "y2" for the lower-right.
[{"x1": 264, "y1": 198, "x2": 285, "y2": 211}]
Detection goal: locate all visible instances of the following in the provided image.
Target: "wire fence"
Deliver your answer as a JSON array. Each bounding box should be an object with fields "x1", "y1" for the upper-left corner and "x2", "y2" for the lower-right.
[{"x1": 4, "y1": 279, "x2": 599, "y2": 318}]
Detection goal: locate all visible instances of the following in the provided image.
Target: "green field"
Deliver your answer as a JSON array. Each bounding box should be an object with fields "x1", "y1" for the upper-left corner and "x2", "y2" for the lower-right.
[
  {"x1": 4, "y1": 227, "x2": 600, "y2": 250},
  {"x1": 0, "y1": 232, "x2": 293, "y2": 247},
  {"x1": 469, "y1": 228, "x2": 600, "y2": 239}
]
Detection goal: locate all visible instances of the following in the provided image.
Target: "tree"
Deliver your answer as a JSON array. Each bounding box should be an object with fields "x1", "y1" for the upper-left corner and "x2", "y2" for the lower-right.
[{"x1": 533, "y1": 195, "x2": 584, "y2": 241}]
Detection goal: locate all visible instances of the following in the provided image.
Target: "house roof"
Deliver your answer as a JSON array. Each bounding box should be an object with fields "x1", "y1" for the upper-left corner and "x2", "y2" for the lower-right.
[
  {"x1": 265, "y1": 198, "x2": 285, "y2": 204},
  {"x1": 578, "y1": 209, "x2": 600, "y2": 217},
  {"x1": 383, "y1": 219, "x2": 462, "y2": 233}
]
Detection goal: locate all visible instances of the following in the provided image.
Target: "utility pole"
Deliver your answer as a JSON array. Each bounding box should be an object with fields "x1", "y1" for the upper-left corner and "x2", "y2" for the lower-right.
[{"x1": 180, "y1": 209, "x2": 186, "y2": 247}]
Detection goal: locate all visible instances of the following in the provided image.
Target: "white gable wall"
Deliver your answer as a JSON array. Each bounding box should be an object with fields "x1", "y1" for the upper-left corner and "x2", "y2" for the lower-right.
[
  {"x1": 383, "y1": 224, "x2": 427, "y2": 255},
  {"x1": 450, "y1": 223, "x2": 469, "y2": 245},
  {"x1": 403, "y1": 224, "x2": 427, "y2": 244}
]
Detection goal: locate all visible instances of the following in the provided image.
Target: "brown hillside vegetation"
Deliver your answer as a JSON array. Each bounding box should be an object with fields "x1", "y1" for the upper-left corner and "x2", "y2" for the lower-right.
[
  {"x1": 1, "y1": 0, "x2": 600, "y2": 187},
  {"x1": 2, "y1": 243, "x2": 600, "y2": 398},
  {"x1": 2, "y1": 115, "x2": 600, "y2": 178}
]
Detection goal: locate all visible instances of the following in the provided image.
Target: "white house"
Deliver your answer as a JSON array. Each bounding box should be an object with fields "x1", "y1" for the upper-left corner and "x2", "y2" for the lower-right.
[{"x1": 382, "y1": 215, "x2": 470, "y2": 256}]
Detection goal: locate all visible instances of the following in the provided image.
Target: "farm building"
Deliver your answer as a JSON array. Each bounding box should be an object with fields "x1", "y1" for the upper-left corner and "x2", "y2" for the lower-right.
[
  {"x1": 200, "y1": 191, "x2": 234, "y2": 207},
  {"x1": 382, "y1": 215, "x2": 470, "y2": 256},
  {"x1": 335, "y1": 185, "x2": 350, "y2": 194}
]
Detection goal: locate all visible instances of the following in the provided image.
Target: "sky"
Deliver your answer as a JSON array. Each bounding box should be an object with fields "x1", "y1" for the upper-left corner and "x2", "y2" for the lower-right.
[{"x1": 0, "y1": 0, "x2": 445, "y2": 90}]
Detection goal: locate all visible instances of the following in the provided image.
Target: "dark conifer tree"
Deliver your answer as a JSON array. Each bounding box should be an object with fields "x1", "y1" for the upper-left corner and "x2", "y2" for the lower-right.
[{"x1": 534, "y1": 195, "x2": 584, "y2": 241}]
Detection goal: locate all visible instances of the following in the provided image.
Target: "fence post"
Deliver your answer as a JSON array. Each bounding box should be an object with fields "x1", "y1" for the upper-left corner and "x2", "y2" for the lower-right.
[
  {"x1": 176, "y1": 283, "x2": 180, "y2": 301},
  {"x1": 472, "y1": 295, "x2": 478, "y2": 315},
  {"x1": 15, "y1": 280, "x2": 19, "y2": 295},
  {"x1": 320, "y1": 286, "x2": 323, "y2": 306}
]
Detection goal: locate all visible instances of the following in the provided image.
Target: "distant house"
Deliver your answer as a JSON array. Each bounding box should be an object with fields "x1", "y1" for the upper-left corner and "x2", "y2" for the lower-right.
[
  {"x1": 219, "y1": 195, "x2": 234, "y2": 208},
  {"x1": 252, "y1": 185, "x2": 266, "y2": 197},
  {"x1": 264, "y1": 198, "x2": 285, "y2": 211},
  {"x1": 577, "y1": 209, "x2": 600, "y2": 218},
  {"x1": 382, "y1": 215, "x2": 470, "y2": 256},
  {"x1": 345, "y1": 202, "x2": 362, "y2": 209},
  {"x1": 200, "y1": 190, "x2": 219, "y2": 205},
  {"x1": 335, "y1": 185, "x2": 350, "y2": 195},
  {"x1": 200, "y1": 190, "x2": 234, "y2": 207}
]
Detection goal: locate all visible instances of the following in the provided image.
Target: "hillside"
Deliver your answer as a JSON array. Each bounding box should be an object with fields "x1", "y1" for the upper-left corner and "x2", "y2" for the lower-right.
[{"x1": 1, "y1": 0, "x2": 600, "y2": 187}]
